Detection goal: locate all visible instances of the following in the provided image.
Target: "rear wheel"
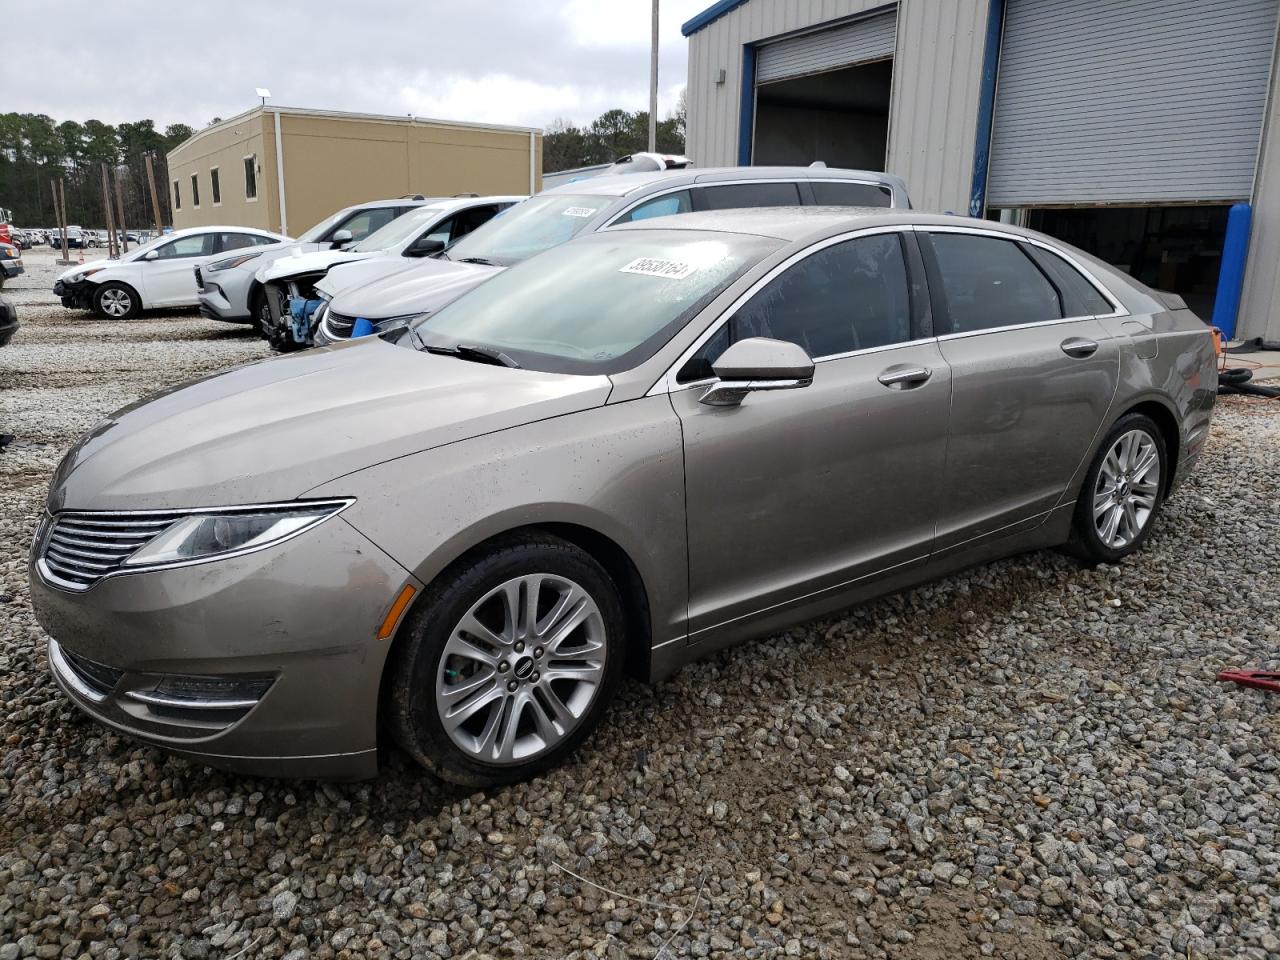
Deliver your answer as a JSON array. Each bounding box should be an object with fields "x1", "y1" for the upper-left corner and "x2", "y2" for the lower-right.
[
  {"x1": 388, "y1": 534, "x2": 624, "y2": 786},
  {"x1": 94, "y1": 282, "x2": 140, "y2": 319},
  {"x1": 1066, "y1": 413, "x2": 1166, "y2": 564}
]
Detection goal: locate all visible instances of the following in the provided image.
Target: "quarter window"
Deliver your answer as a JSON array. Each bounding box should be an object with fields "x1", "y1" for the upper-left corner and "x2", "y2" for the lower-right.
[
  {"x1": 210, "y1": 168, "x2": 221, "y2": 205},
  {"x1": 678, "y1": 233, "x2": 914, "y2": 382},
  {"x1": 1022, "y1": 243, "x2": 1113, "y2": 317},
  {"x1": 701, "y1": 181, "x2": 801, "y2": 210},
  {"x1": 614, "y1": 190, "x2": 694, "y2": 223},
  {"x1": 927, "y1": 233, "x2": 1062, "y2": 335},
  {"x1": 810, "y1": 181, "x2": 893, "y2": 208},
  {"x1": 244, "y1": 156, "x2": 258, "y2": 200}
]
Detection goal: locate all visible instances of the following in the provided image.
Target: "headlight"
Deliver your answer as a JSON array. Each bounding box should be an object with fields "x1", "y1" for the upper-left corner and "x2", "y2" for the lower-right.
[
  {"x1": 376, "y1": 313, "x2": 430, "y2": 335},
  {"x1": 122, "y1": 500, "x2": 351, "y2": 570},
  {"x1": 70, "y1": 267, "x2": 105, "y2": 282},
  {"x1": 207, "y1": 252, "x2": 263, "y2": 272}
]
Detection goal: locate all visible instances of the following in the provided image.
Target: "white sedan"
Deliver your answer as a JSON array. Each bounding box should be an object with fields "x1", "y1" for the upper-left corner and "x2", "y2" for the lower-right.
[{"x1": 54, "y1": 226, "x2": 289, "y2": 319}]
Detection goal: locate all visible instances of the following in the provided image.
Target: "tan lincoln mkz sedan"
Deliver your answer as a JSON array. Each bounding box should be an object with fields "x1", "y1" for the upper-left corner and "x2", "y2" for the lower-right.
[{"x1": 31, "y1": 207, "x2": 1217, "y2": 785}]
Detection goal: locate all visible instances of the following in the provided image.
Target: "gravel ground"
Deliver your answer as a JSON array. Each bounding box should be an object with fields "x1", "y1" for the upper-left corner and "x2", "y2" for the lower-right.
[{"x1": 2, "y1": 246, "x2": 1278, "y2": 960}]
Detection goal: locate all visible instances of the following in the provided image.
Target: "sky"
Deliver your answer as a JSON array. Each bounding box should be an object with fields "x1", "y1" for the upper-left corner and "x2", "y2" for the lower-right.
[{"x1": 11, "y1": 0, "x2": 711, "y2": 131}]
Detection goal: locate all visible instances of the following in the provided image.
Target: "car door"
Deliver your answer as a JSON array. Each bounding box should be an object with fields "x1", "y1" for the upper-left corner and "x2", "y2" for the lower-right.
[
  {"x1": 669, "y1": 229, "x2": 951, "y2": 642},
  {"x1": 918, "y1": 228, "x2": 1122, "y2": 553},
  {"x1": 140, "y1": 233, "x2": 215, "y2": 306}
]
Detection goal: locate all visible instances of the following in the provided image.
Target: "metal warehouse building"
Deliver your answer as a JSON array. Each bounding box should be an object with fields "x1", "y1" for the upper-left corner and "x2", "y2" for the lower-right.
[
  {"x1": 683, "y1": 0, "x2": 1280, "y2": 341},
  {"x1": 166, "y1": 106, "x2": 541, "y2": 238}
]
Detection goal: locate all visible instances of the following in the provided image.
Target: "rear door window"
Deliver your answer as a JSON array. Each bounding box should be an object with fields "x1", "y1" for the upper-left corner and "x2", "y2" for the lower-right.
[
  {"x1": 926, "y1": 233, "x2": 1063, "y2": 334},
  {"x1": 700, "y1": 181, "x2": 802, "y2": 210},
  {"x1": 678, "y1": 232, "x2": 913, "y2": 382},
  {"x1": 810, "y1": 180, "x2": 894, "y2": 208}
]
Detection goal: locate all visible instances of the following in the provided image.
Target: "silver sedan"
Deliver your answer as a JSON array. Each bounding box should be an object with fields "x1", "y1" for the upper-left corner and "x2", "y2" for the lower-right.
[{"x1": 31, "y1": 207, "x2": 1217, "y2": 785}]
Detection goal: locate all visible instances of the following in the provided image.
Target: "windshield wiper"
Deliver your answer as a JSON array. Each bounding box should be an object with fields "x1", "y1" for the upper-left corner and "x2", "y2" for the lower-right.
[
  {"x1": 422, "y1": 342, "x2": 521, "y2": 368},
  {"x1": 456, "y1": 256, "x2": 497, "y2": 266}
]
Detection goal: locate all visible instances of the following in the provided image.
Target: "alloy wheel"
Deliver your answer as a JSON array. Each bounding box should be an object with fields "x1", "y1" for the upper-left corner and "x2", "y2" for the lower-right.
[
  {"x1": 100, "y1": 288, "x2": 132, "y2": 318},
  {"x1": 436, "y1": 573, "x2": 607, "y2": 765},
  {"x1": 1093, "y1": 429, "x2": 1160, "y2": 549}
]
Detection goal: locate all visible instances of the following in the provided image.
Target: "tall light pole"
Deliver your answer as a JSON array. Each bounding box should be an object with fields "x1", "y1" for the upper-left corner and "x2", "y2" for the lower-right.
[{"x1": 649, "y1": 0, "x2": 659, "y2": 152}]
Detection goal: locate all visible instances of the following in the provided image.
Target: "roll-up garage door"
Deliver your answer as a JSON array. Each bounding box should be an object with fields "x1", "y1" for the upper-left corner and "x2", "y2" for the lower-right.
[
  {"x1": 987, "y1": 0, "x2": 1278, "y2": 207},
  {"x1": 756, "y1": 8, "x2": 897, "y2": 85}
]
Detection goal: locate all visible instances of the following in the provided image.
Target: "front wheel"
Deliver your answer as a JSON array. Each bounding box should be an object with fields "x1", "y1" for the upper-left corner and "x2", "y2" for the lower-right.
[
  {"x1": 94, "y1": 282, "x2": 140, "y2": 319},
  {"x1": 388, "y1": 534, "x2": 625, "y2": 786},
  {"x1": 1066, "y1": 413, "x2": 1167, "y2": 564}
]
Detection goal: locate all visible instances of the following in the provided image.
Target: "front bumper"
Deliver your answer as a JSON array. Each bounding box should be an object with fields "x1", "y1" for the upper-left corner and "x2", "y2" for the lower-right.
[
  {"x1": 196, "y1": 268, "x2": 253, "y2": 322},
  {"x1": 30, "y1": 514, "x2": 421, "y2": 780},
  {"x1": 53, "y1": 278, "x2": 95, "y2": 310}
]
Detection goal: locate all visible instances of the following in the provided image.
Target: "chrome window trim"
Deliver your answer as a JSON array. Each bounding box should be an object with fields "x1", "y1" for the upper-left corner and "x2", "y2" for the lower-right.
[
  {"x1": 914, "y1": 224, "x2": 1129, "y2": 326},
  {"x1": 608, "y1": 177, "x2": 898, "y2": 226},
  {"x1": 647, "y1": 224, "x2": 917, "y2": 396},
  {"x1": 34, "y1": 498, "x2": 354, "y2": 593}
]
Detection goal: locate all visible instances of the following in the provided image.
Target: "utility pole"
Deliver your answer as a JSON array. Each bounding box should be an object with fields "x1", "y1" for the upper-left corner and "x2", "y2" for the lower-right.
[
  {"x1": 100, "y1": 163, "x2": 118, "y2": 258},
  {"x1": 145, "y1": 153, "x2": 164, "y2": 235},
  {"x1": 649, "y1": 0, "x2": 659, "y2": 153},
  {"x1": 113, "y1": 169, "x2": 129, "y2": 253}
]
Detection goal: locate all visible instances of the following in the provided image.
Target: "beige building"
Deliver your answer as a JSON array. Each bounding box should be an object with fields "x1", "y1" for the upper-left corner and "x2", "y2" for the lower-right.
[{"x1": 166, "y1": 106, "x2": 542, "y2": 236}]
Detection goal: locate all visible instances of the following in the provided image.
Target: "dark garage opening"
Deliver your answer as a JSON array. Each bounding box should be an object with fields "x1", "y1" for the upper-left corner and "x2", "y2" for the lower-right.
[
  {"x1": 1018, "y1": 206, "x2": 1229, "y2": 320},
  {"x1": 753, "y1": 59, "x2": 892, "y2": 171}
]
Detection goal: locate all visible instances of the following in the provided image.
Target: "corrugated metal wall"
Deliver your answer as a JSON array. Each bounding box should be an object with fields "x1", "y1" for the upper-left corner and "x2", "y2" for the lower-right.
[
  {"x1": 1240, "y1": 25, "x2": 1280, "y2": 341},
  {"x1": 685, "y1": 0, "x2": 991, "y2": 213},
  {"x1": 756, "y1": 9, "x2": 897, "y2": 83},
  {"x1": 988, "y1": 0, "x2": 1277, "y2": 207}
]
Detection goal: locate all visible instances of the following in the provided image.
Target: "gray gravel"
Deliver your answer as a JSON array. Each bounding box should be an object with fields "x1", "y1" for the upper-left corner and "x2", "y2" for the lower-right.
[{"x1": 2, "y1": 246, "x2": 1279, "y2": 959}]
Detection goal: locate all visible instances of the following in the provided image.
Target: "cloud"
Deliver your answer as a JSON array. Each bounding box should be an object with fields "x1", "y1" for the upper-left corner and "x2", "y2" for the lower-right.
[{"x1": 10, "y1": 0, "x2": 708, "y2": 130}]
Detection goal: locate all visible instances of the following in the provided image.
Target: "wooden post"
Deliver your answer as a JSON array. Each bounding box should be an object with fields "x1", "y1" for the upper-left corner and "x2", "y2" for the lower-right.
[
  {"x1": 145, "y1": 153, "x2": 164, "y2": 236},
  {"x1": 113, "y1": 169, "x2": 129, "y2": 253},
  {"x1": 100, "y1": 163, "x2": 118, "y2": 257},
  {"x1": 54, "y1": 179, "x2": 69, "y2": 263}
]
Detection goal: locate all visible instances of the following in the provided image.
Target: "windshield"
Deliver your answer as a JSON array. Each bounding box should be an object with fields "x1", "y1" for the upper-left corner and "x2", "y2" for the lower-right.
[
  {"x1": 441, "y1": 194, "x2": 613, "y2": 266},
  {"x1": 351, "y1": 205, "x2": 448, "y2": 253},
  {"x1": 412, "y1": 229, "x2": 780, "y2": 375}
]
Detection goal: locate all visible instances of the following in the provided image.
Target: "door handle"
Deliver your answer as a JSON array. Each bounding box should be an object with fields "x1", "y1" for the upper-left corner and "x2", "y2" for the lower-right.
[
  {"x1": 1060, "y1": 337, "x2": 1099, "y2": 358},
  {"x1": 877, "y1": 366, "x2": 932, "y2": 388}
]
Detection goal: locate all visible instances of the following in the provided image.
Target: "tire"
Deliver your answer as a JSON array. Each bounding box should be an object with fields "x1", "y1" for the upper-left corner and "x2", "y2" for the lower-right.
[
  {"x1": 249, "y1": 287, "x2": 273, "y2": 340},
  {"x1": 388, "y1": 533, "x2": 626, "y2": 787},
  {"x1": 93, "y1": 281, "x2": 141, "y2": 319},
  {"x1": 258, "y1": 285, "x2": 304, "y2": 353},
  {"x1": 1065, "y1": 413, "x2": 1167, "y2": 565}
]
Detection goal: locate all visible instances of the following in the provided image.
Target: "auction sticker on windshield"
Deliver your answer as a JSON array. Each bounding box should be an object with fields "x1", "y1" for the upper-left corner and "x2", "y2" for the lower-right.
[
  {"x1": 562, "y1": 207, "x2": 596, "y2": 218},
  {"x1": 619, "y1": 257, "x2": 695, "y2": 280}
]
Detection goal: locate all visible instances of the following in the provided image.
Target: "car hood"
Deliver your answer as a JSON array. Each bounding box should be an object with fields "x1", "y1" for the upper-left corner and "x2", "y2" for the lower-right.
[
  {"x1": 315, "y1": 256, "x2": 421, "y2": 300},
  {"x1": 251, "y1": 242, "x2": 340, "y2": 281},
  {"x1": 48, "y1": 338, "x2": 612, "y2": 512},
  {"x1": 327, "y1": 258, "x2": 503, "y2": 320},
  {"x1": 258, "y1": 248, "x2": 376, "y2": 283}
]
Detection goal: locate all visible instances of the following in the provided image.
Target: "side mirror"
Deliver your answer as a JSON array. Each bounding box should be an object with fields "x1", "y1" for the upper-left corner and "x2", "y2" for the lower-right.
[
  {"x1": 330, "y1": 229, "x2": 353, "y2": 248},
  {"x1": 699, "y1": 337, "x2": 814, "y2": 407},
  {"x1": 407, "y1": 237, "x2": 446, "y2": 257},
  {"x1": 142, "y1": 249, "x2": 158, "y2": 261}
]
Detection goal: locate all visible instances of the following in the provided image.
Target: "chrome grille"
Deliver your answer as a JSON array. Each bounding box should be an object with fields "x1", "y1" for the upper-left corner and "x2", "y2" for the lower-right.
[
  {"x1": 38, "y1": 511, "x2": 182, "y2": 590},
  {"x1": 324, "y1": 310, "x2": 356, "y2": 339}
]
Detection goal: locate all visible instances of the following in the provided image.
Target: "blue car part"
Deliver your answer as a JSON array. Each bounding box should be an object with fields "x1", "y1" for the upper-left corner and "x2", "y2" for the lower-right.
[
  {"x1": 287, "y1": 297, "x2": 324, "y2": 344},
  {"x1": 351, "y1": 317, "x2": 376, "y2": 338}
]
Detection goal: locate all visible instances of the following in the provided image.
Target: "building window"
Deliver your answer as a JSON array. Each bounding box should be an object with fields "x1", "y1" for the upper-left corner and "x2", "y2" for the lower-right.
[
  {"x1": 173, "y1": 181, "x2": 181, "y2": 211},
  {"x1": 210, "y1": 167, "x2": 221, "y2": 205},
  {"x1": 244, "y1": 155, "x2": 258, "y2": 201},
  {"x1": 191, "y1": 174, "x2": 200, "y2": 208}
]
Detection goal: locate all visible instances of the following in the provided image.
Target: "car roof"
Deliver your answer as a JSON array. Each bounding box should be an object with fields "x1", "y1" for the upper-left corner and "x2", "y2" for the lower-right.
[
  {"x1": 165, "y1": 225, "x2": 284, "y2": 239},
  {"x1": 540, "y1": 165, "x2": 908, "y2": 200},
  {"x1": 343, "y1": 196, "x2": 450, "y2": 211},
  {"x1": 417, "y1": 195, "x2": 527, "y2": 213},
  {"x1": 604, "y1": 206, "x2": 1038, "y2": 243}
]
